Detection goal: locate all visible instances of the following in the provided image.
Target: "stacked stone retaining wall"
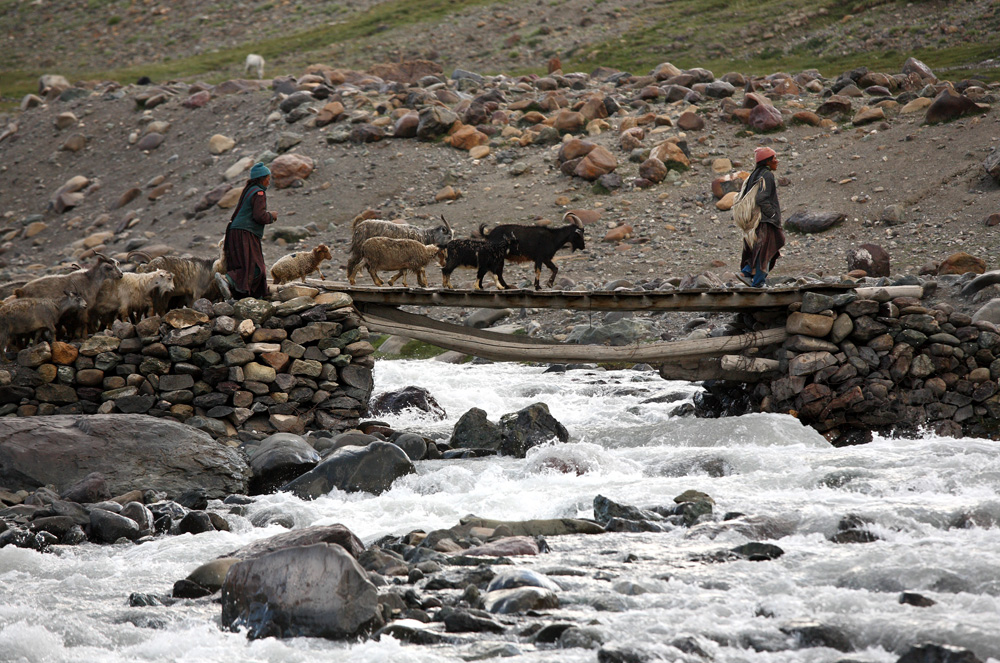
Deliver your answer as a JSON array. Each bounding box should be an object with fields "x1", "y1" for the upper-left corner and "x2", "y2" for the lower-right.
[
  {"x1": 702, "y1": 288, "x2": 1000, "y2": 443},
  {"x1": 0, "y1": 288, "x2": 374, "y2": 443}
]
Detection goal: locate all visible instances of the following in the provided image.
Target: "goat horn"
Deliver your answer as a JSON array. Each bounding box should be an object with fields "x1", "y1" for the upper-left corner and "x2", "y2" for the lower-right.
[
  {"x1": 440, "y1": 215, "x2": 453, "y2": 232},
  {"x1": 126, "y1": 250, "x2": 152, "y2": 264},
  {"x1": 564, "y1": 211, "x2": 584, "y2": 229},
  {"x1": 62, "y1": 263, "x2": 82, "y2": 271}
]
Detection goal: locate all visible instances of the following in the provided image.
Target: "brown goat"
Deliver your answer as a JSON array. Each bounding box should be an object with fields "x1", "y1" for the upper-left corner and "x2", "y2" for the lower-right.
[{"x1": 0, "y1": 291, "x2": 88, "y2": 355}]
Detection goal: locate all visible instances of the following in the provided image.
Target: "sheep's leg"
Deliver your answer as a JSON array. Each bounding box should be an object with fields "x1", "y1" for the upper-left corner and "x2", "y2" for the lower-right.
[
  {"x1": 417, "y1": 268, "x2": 428, "y2": 288},
  {"x1": 388, "y1": 270, "x2": 407, "y2": 286},
  {"x1": 315, "y1": 266, "x2": 326, "y2": 281},
  {"x1": 347, "y1": 255, "x2": 363, "y2": 285},
  {"x1": 366, "y1": 265, "x2": 384, "y2": 287}
]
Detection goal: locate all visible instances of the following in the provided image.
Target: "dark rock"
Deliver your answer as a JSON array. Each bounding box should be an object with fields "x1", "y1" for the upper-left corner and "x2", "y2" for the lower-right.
[
  {"x1": 731, "y1": 542, "x2": 784, "y2": 560},
  {"x1": 178, "y1": 511, "x2": 215, "y2": 535},
  {"x1": 450, "y1": 407, "x2": 503, "y2": 450},
  {"x1": 780, "y1": 621, "x2": 852, "y2": 652},
  {"x1": 173, "y1": 578, "x2": 213, "y2": 599},
  {"x1": 925, "y1": 89, "x2": 985, "y2": 125},
  {"x1": 785, "y1": 211, "x2": 846, "y2": 234},
  {"x1": 248, "y1": 432, "x2": 321, "y2": 495},
  {"x1": 499, "y1": 402, "x2": 569, "y2": 457},
  {"x1": 847, "y1": 243, "x2": 891, "y2": 277},
  {"x1": 225, "y1": 524, "x2": 365, "y2": 561},
  {"x1": 896, "y1": 643, "x2": 983, "y2": 663},
  {"x1": 90, "y1": 508, "x2": 140, "y2": 543},
  {"x1": 0, "y1": 415, "x2": 248, "y2": 498},
  {"x1": 221, "y1": 543, "x2": 378, "y2": 639},
  {"x1": 593, "y1": 494, "x2": 662, "y2": 525},
  {"x1": 391, "y1": 433, "x2": 427, "y2": 461},
  {"x1": 281, "y1": 441, "x2": 415, "y2": 498},
  {"x1": 60, "y1": 472, "x2": 111, "y2": 503},
  {"x1": 442, "y1": 608, "x2": 505, "y2": 633},
  {"x1": 370, "y1": 386, "x2": 445, "y2": 419},
  {"x1": 899, "y1": 592, "x2": 937, "y2": 608}
]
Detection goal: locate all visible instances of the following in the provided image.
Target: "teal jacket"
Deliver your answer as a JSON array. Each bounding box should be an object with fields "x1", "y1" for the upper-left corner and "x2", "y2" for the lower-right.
[{"x1": 229, "y1": 184, "x2": 275, "y2": 237}]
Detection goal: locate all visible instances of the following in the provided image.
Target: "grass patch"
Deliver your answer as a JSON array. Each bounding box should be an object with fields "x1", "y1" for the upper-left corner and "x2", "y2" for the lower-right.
[
  {"x1": 374, "y1": 338, "x2": 450, "y2": 360},
  {"x1": 0, "y1": 0, "x2": 497, "y2": 107}
]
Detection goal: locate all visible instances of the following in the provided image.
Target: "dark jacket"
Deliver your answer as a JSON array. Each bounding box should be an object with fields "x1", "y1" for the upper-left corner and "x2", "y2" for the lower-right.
[
  {"x1": 229, "y1": 184, "x2": 275, "y2": 237},
  {"x1": 747, "y1": 166, "x2": 781, "y2": 227}
]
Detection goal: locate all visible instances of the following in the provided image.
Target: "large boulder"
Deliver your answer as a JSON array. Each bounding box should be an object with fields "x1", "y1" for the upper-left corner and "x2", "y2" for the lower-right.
[
  {"x1": 0, "y1": 415, "x2": 249, "y2": 498},
  {"x1": 499, "y1": 402, "x2": 569, "y2": 458},
  {"x1": 937, "y1": 252, "x2": 987, "y2": 275},
  {"x1": 224, "y1": 524, "x2": 366, "y2": 560},
  {"x1": 270, "y1": 153, "x2": 314, "y2": 189},
  {"x1": 748, "y1": 104, "x2": 783, "y2": 131},
  {"x1": 221, "y1": 543, "x2": 378, "y2": 639},
  {"x1": 785, "y1": 211, "x2": 847, "y2": 234},
  {"x1": 846, "y1": 243, "x2": 890, "y2": 278},
  {"x1": 247, "y1": 433, "x2": 321, "y2": 495},
  {"x1": 925, "y1": 89, "x2": 985, "y2": 125},
  {"x1": 280, "y1": 441, "x2": 414, "y2": 498},
  {"x1": 417, "y1": 106, "x2": 458, "y2": 139},
  {"x1": 450, "y1": 407, "x2": 503, "y2": 451}
]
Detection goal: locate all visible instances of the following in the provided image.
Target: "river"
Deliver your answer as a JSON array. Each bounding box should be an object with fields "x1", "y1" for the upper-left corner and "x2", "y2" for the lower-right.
[{"x1": 1, "y1": 360, "x2": 998, "y2": 662}]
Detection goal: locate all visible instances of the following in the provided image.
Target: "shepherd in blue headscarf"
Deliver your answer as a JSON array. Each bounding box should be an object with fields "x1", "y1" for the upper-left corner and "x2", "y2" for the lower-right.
[{"x1": 216, "y1": 162, "x2": 277, "y2": 299}]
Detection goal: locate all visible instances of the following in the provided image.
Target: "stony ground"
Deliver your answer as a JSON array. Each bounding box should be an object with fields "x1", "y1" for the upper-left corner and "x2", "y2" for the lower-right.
[{"x1": 1, "y1": 16, "x2": 1000, "y2": 346}]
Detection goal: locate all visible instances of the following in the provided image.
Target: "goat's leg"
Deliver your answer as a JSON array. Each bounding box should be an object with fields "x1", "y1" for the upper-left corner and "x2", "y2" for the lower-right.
[
  {"x1": 533, "y1": 263, "x2": 543, "y2": 290},
  {"x1": 477, "y1": 265, "x2": 489, "y2": 290},
  {"x1": 496, "y1": 266, "x2": 511, "y2": 290},
  {"x1": 442, "y1": 270, "x2": 453, "y2": 289},
  {"x1": 543, "y1": 259, "x2": 559, "y2": 288}
]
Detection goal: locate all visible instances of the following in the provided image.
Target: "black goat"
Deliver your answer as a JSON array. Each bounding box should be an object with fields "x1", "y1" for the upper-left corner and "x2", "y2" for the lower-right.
[
  {"x1": 480, "y1": 212, "x2": 585, "y2": 290},
  {"x1": 441, "y1": 230, "x2": 520, "y2": 290}
]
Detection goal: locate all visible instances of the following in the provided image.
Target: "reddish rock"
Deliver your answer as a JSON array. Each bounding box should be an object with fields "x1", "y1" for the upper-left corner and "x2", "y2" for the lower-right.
[
  {"x1": 393, "y1": 112, "x2": 419, "y2": 138},
  {"x1": 553, "y1": 110, "x2": 586, "y2": 134},
  {"x1": 937, "y1": 252, "x2": 987, "y2": 275},
  {"x1": 650, "y1": 141, "x2": 689, "y2": 170},
  {"x1": 547, "y1": 56, "x2": 561, "y2": 74},
  {"x1": 852, "y1": 106, "x2": 885, "y2": 125},
  {"x1": 925, "y1": 89, "x2": 985, "y2": 125},
  {"x1": 677, "y1": 111, "x2": 705, "y2": 131},
  {"x1": 816, "y1": 95, "x2": 853, "y2": 116},
  {"x1": 619, "y1": 127, "x2": 644, "y2": 151},
  {"x1": 558, "y1": 138, "x2": 596, "y2": 163},
  {"x1": 182, "y1": 90, "x2": 212, "y2": 109},
  {"x1": 603, "y1": 224, "x2": 633, "y2": 242},
  {"x1": 573, "y1": 146, "x2": 617, "y2": 181},
  {"x1": 743, "y1": 92, "x2": 769, "y2": 109},
  {"x1": 447, "y1": 125, "x2": 488, "y2": 150},
  {"x1": 902, "y1": 57, "x2": 936, "y2": 81},
  {"x1": 315, "y1": 101, "x2": 345, "y2": 127},
  {"x1": 579, "y1": 97, "x2": 608, "y2": 121},
  {"x1": 639, "y1": 158, "x2": 667, "y2": 183},
  {"x1": 792, "y1": 111, "x2": 822, "y2": 126},
  {"x1": 270, "y1": 154, "x2": 315, "y2": 189},
  {"x1": 748, "y1": 104, "x2": 783, "y2": 131}
]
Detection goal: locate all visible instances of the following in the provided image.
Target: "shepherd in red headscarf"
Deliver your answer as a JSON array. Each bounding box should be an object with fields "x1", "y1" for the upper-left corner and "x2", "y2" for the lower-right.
[{"x1": 738, "y1": 147, "x2": 785, "y2": 287}]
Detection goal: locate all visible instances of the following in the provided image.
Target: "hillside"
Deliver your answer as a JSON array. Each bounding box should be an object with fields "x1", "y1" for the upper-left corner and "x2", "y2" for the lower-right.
[{"x1": 0, "y1": 0, "x2": 999, "y2": 342}]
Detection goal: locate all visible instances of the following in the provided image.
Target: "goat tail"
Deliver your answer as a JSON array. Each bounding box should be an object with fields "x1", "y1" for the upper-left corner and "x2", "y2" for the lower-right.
[{"x1": 478, "y1": 223, "x2": 491, "y2": 238}]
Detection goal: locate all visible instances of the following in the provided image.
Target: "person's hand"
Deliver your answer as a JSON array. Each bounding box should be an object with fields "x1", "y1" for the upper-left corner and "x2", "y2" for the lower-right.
[{"x1": 271, "y1": 211, "x2": 279, "y2": 220}]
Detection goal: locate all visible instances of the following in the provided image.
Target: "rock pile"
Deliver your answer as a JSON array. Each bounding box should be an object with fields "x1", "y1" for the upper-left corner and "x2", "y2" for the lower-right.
[
  {"x1": 0, "y1": 288, "x2": 373, "y2": 442},
  {"x1": 697, "y1": 286, "x2": 1000, "y2": 442}
]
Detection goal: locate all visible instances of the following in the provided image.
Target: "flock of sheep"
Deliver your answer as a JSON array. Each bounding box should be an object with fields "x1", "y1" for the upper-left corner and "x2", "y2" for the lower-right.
[{"x1": 0, "y1": 211, "x2": 587, "y2": 356}]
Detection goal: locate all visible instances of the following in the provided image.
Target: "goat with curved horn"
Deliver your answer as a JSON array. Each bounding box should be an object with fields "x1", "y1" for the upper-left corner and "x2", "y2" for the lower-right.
[
  {"x1": 440, "y1": 215, "x2": 452, "y2": 233},
  {"x1": 126, "y1": 250, "x2": 153, "y2": 264}
]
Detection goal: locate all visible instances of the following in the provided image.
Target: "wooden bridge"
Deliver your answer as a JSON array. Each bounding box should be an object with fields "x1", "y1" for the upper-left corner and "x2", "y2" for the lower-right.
[{"x1": 303, "y1": 280, "x2": 921, "y2": 379}]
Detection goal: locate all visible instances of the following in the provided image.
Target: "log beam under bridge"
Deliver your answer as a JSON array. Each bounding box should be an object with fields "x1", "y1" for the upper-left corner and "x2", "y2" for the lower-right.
[{"x1": 358, "y1": 304, "x2": 788, "y2": 365}]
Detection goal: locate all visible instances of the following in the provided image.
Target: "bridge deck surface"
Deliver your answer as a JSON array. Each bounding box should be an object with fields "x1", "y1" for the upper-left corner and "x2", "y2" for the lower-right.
[{"x1": 308, "y1": 280, "x2": 856, "y2": 312}]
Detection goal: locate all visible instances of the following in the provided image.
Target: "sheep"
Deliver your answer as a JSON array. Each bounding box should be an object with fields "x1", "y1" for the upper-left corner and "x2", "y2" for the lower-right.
[
  {"x1": 270, "y1": 244, "x2": 334, "y2": 285},
  {"x1": 346, "y1": 212, "x2": 453, "y2": 285},
  {"x1": 480, "y1": 212, "x2": 586, "y2": 289},
  {"x1": 359, "y1": 237, "x2": 445, "y2": 287},
  {"x1": 90, "y1": 269, "x2": 175, "y2": 331},
  {"x1": 129, "y1": 250, "x2": 224, "y2": 313},
  {"x1": 245, "y1": 54, "x2": 265, "y2": 79},
  {"x1": 441, "y1": 230, "x2": 520, "y2": 290},
  {"x1": 0, "y1": 291, "x2": 87, "y2": 355},
  {"x1": 14, "y1": 254, "x2": 123, "y2": 337}
]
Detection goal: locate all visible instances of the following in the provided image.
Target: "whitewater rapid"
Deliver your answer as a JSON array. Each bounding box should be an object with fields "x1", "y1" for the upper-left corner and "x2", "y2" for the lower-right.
[{"x1": 1, "y1": 360, "x2": 998, "y2": 663}]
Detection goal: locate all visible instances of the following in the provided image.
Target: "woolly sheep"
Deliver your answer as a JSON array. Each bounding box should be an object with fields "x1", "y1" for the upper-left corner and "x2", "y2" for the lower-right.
[
  {"x1": 347, "y1": 212, "x2": 453, "y2": 285},
  {"x1": 245, "y1": 54, "x2": 265, "y2": 79},
  {"x1": 0, "y1": 291, "x2": 87, "y2": 355},
  {"x1": 359, "y1": 237, "x2": 445, "y2": 288},
  {"x1": 15, "y1": 254, "x2": 123, "y2": 336},
  {"x1": 270, "y1": 244, "x2": 334, "y2": 285}
]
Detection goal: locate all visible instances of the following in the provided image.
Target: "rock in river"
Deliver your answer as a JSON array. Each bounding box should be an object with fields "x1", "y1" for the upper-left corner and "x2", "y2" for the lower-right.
[{"x1": 280, "y1": 441, "x2": 415, "y2": 498}]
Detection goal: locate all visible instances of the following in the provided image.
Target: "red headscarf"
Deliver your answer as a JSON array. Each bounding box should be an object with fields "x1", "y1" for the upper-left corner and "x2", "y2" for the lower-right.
[{"x1": 754, "y1": 147, "x2": 776, "y2": 163}]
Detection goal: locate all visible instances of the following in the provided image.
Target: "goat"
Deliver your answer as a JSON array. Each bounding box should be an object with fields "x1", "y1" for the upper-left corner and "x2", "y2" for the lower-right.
[
  {"x1": 480, "y1": 212, "x2": 585, "y2": 289},
  {"x1": 90, "y1": 269, "x2": 175, "y2": 331},
  {"x1": 0, "y1": 291, "x2": 87, "y2": 355},
  {"x1": 271, "y1": 244, "x2": 334, "y2": 285},
  {"x1": 129, "y1": 251, "x2": 224, "y2": 313},
  {"x1": 441, "y1": 230, "x2": 520, "y2": 290},
  {"x1": 359, "y1": 237, "x2": 444, "y2": 287},
  {"x1": 347, "y1": 212, "x2": 453, "y2": 285},
  {"x1": 245, "y1": 54, "x2": 265, "y2": 79},
  {"x1": 14, "y1": 254, "x2": 123, "y2": 337}
]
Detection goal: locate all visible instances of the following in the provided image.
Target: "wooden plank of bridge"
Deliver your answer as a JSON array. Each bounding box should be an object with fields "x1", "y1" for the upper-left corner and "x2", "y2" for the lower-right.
[{"x1": 359, "y1": 304, "x2": 788, "y2": 364}]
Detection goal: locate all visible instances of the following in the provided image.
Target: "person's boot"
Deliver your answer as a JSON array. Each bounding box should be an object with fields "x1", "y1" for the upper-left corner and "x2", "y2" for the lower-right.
[{"x1": 214, "y1": 272, "x2": 233, "y2": 301}]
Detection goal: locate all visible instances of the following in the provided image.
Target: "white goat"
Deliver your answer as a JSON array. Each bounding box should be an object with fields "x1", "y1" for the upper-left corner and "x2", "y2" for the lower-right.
[
  {"x1": 0, "y1": 292, "x2": 87, "y2": 355},
  {"x1": 90, "y1": 269, "x2": 175, "y2": 331},
  {"x1": 270, "y1": 244, "x2": 334, "y2": 285},
  {"x1": 244, "y1": 54, "x2": 265, "y2": 80},
  {"x1": 359, "y1": 237, "x2": 445, "y2": 287}
]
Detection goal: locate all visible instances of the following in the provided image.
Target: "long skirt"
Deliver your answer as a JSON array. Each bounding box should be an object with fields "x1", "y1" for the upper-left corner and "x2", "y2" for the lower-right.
[
  {"x1": 740, "y1": 222, "x2": 785, "y2": 275},
  {"x1": 224, "y1": 227, "x2": 267, "y2": 298}
]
